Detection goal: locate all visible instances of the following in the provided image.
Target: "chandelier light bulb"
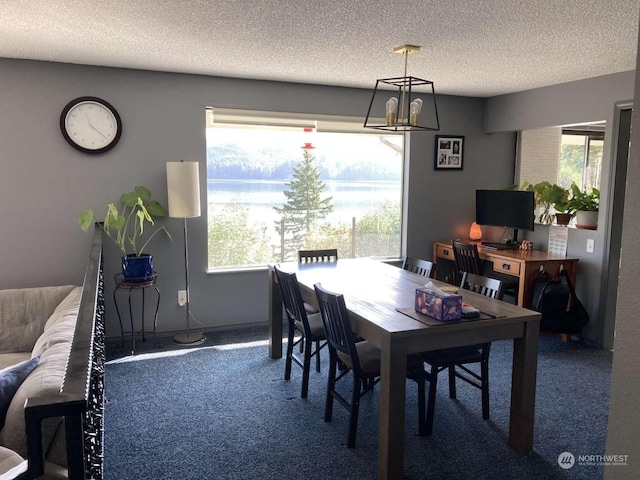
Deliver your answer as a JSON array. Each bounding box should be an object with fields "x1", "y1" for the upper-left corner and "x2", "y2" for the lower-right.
[
  {"x1": 386, "y1": 97, "x2": 398, "y2": 125},
  {"x1": 410, "y1": 98, "x2": 423, "y2": 125}
]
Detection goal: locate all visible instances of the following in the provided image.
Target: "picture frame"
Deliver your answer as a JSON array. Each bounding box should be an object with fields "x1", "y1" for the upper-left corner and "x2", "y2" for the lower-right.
[{"x1": 434, "y1": 135, "x2": 464, "y2": 170}]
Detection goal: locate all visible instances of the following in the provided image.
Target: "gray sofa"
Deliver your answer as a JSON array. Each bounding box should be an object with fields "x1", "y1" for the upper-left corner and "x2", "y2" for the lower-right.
[
  {"x1": 0, "y1": 285, "x2": 82, "y2": 478},
  {"x1": 0, "y1": 226, "x2": 104, "y2": 480}
]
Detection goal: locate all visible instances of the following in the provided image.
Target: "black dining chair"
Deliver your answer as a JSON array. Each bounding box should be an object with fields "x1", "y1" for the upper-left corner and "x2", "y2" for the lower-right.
[
  {"x1": 274, "y1": 265, "x2": 327, "y2": 399},
  {"x1": 298, "y1": 248, "x2": 338, "y2": 263},
  {"x1": 314, "y1": 282, "x2": 429, "y2": 447},
  {"x1": 402, "y1": 256, "x2": 434, "y2": 278},
  {"x1": 451, "y1": 240, "x2": 518, "y2": 299},
  {"x1": 298, "y1": 249, "x2": 338, "y2": 315},
  {"x1": 421, "y1": 272, "x2": 504, "y2": 434}
]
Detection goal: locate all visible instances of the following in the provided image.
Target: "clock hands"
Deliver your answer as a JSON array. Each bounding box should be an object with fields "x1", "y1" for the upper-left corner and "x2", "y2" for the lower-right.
[{"x1": 85, "y1": 114, "x2": 108, "y2": 139}]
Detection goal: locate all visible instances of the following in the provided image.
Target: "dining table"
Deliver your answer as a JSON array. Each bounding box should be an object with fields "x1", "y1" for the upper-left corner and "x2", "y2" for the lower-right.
[{"x1": 268, "y1": 258, "x2": 541, "y2": 480}]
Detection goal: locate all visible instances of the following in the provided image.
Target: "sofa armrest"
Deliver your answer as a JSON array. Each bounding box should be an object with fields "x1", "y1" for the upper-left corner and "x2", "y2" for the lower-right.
[{"x1": 19, "y1": 226, "x2": 104, "y2": 480}]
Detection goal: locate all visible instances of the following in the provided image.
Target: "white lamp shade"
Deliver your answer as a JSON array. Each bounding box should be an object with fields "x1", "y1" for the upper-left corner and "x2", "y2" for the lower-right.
[{"x1": 166, "y1": 161, "x2": 201, "y2": 218}]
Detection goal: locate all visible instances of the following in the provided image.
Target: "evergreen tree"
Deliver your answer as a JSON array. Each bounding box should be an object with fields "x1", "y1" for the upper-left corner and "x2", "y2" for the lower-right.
[{"x1": 274, "y1": 149, "x2": 334, "y2": 251}]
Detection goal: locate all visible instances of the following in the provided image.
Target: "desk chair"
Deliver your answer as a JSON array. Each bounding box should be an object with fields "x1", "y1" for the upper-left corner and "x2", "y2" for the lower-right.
[
  {"x1": 421, "y1": 273, "x2": 504, "y2": 434},
  {"x1": 451, "y1": 240, "x2": 518, "y2": 299},
  {"x1": 402, "y1": 256, "x2": 434, "y2": 278},
  {"x1": 314, "y1": 283, "x2": 429, "y2": 447},
  {"x1": 274, "y1": 265, "x2": 327, "y2": 399},
  {"x1": 298, "y1": 249, "x2": 338, "y2": 315}
]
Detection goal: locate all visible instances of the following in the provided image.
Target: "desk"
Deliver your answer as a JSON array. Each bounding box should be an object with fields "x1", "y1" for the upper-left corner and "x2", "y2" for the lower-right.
[
  {"x1": 268, "y1": 259, "x2": 540, "y2": 480},
  {"x1": 433, "y1": 241, "x2": 579, "y2": 308}
]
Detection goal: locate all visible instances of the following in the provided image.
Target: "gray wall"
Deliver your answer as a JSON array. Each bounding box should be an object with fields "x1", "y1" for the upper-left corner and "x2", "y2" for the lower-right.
[
  {"x1": 0, "y1": 58, "x2": 515, "y2": 339},
  {"x1": 605, "y1": 28, "x2": 640, "y2": 478},
  {"x1": 484, "y1": 70, "x2": 636, "y2": 347}
]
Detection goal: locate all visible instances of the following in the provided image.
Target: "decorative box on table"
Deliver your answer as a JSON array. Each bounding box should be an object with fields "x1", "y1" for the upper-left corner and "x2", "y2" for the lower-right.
[{"x1": 415, "y1": 288, "x2": 462, "y2": 321}]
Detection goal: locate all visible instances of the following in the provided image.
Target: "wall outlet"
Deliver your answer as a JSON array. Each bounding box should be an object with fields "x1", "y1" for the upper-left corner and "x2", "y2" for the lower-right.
[
  {"x1": 586, "y1": 239, "x2": 595, "y2": 253},
  {"x1": 178, "y1": 290, "x2": 187, "y2": 306}
]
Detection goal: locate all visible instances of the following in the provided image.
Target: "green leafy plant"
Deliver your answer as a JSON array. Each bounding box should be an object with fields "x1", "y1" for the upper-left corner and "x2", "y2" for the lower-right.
[
  {"x1": 509, "y1": 181, "x2": 568, "y2": 223},
  {"x1": 79, "y1": 186, "x2": 172, "y2": 256},
  {"x1": 564, "y1": 183, "x2": 600, "y2": 214}
]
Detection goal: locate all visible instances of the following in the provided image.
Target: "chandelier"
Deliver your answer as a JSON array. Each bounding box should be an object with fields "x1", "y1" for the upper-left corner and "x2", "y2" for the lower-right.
[{"x1": 364, "y1": 45, "x2": 440, "y2": 132}]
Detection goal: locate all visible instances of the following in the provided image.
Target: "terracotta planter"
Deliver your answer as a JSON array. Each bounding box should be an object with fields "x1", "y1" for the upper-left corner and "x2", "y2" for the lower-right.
[
  {"x1": 575, "y1": 210, "x2": 598, "y2": 230},
  {"x1": 555, "y1": 213, "x2": 572, "y2": 226}
]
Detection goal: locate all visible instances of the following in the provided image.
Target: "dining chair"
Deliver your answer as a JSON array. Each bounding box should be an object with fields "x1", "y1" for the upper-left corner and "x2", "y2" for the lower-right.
[
  {"x1": 451, "y1": 240, "x2": 518, "y2": 298},
  {"x1": 298, "y1": 248, "x2": 338, "y2": 263},
  {"x1": 298, "y1": 249, "x2": 339, "y2": 315},
  {"x1": 421, "y1": 272, "x2": 504, "y2": 434},
  {"x1": 402, "y1": 256, "x2": 434, "y2": 278},
  {"x1": 274, "y1": 265, "x2": 327, "y2": 399},
  {"x1": 314, "y1": 283, "x2": 429, "y2": 448}
]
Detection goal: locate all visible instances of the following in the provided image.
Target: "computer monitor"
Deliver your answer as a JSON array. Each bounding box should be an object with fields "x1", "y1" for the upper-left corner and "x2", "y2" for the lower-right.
[{"x1": 475, "y1": 189, "x2": 535, "y2": 242}]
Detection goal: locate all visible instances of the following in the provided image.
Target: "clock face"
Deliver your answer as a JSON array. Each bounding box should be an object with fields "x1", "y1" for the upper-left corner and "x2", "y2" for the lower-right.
[{"x1": 60, "y1": 97, "x2": 122, "y2": 154}]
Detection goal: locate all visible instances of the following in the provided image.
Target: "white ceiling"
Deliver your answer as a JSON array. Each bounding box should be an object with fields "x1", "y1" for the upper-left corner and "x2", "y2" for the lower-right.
[{"x1": 1, "y1": 0, "x2": 639, "y2": 97}]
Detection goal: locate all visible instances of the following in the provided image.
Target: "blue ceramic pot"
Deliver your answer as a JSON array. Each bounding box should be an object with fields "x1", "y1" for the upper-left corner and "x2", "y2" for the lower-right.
[{"x1": 122, "y1": 254, "x2": 153, "y2": 282}]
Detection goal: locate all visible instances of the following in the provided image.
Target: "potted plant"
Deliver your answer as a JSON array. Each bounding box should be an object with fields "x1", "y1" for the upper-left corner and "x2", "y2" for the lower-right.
[
  {"x1": 565, "y1": 183, "x2": 599, "y2": 229},
  {"x1": 78, "y1": 186, "x2": 172, "y2": 281},
  {"x1": 550, "y1": 185, "x2": 572, "y2": 225}
]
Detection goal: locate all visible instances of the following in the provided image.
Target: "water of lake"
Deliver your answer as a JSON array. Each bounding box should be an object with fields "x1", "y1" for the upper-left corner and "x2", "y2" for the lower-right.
[{"x1": 207, "y1": 179, "x2": 401, "y2": 227}]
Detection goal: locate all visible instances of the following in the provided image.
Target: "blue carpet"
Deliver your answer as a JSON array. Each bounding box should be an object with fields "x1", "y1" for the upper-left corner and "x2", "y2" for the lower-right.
[{"x1": 104, "y1": 328, "x2": 611, "y2": 480}]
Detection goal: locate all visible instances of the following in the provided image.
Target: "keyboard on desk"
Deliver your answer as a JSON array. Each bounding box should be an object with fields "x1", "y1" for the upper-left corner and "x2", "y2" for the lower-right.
[{"x1": 481, "y1": 242, "x2": 517, "y2": 250}]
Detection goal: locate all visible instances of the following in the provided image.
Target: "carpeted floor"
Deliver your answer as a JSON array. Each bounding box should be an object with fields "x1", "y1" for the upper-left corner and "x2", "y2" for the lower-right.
[{"x1": 104, "y1": 327, "x2": 611, "y2": 480}]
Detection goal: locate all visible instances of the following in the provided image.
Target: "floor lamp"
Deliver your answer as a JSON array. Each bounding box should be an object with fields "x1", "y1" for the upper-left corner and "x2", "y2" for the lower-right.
[{"x1": 167, "y1": 161, "x2": 205, "y2": 345}]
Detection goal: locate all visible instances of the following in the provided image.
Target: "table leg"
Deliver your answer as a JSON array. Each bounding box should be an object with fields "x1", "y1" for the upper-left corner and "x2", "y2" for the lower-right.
[
  {"x1": 127, "y1": 290, "x2": 135, "y2": 355},
  {"x1": 152, "y1": 284, "x2": 160, "y2": 348},
  {"x1": 378, "y1": 338, "x2": 407, "y2": 480},
  {"x1": 509, "y1": 318, "x2": 540, "y2": 451},
  {"x1": 269, "y1": 268, "x2": 283, "y2": 359},
  {"x1": 113, "y1": 288, "x2": 125, "y2": 349},
  {"x1": 141, "y1": 289, "x2": 146, "y2": 342}
]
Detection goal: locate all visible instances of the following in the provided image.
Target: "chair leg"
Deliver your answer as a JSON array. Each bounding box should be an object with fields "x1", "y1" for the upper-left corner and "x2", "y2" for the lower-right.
[
  {"x1": 426, "y1": 364, "x2": 438, "y2": 435},
  {"x1": 417, "y1": 371, "x2": 426, "y2": 436},
  {"x1": 481, "y1": 358, "x2": 490, "y2": 420},
  {"x1": 284, "y1": 325, "x2": 295, "y2": 381},
  {"x1": 324, "y1": 353, "x2": 337, "y2": 422},
  {"x1": 347, "y1": 375, "x2": 362, "y2": 448},
  {"x1": 448, "y1": 366, "x2": 457, "y2": 399},
  {"x1": 301, "y1": 337, "x2": 312, "y2": 398},
  {"x1": 315, "y1": 340, "x2": 321, "y2": 372}
]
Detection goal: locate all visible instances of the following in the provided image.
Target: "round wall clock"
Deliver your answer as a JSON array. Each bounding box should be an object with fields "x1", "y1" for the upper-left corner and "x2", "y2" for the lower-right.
[{"x1": 60, "y1": 96, "x2": 122, "y2": 154}]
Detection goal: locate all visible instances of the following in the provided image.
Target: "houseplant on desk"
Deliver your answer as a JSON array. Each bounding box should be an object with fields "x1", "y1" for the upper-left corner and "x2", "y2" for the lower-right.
[{"x1": 78, "y1": 186, "x2": 172, "y2": 281}]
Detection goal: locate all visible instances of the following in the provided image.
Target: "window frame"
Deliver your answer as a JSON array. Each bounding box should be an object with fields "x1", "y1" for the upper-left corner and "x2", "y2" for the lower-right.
[{"x1": 205, "y1": 108, "x2": 407, "y2": 271}]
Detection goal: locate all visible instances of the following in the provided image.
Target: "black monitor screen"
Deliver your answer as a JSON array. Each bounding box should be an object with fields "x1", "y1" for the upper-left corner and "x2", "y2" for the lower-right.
[{"x1": 475, "y1": 190, "x2": 535, "y2": 232}]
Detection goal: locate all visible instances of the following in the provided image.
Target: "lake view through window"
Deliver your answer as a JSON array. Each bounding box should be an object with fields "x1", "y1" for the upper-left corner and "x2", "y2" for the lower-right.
[{"x1": 206, "y1": 110, "x2": 404, "y2": 270}]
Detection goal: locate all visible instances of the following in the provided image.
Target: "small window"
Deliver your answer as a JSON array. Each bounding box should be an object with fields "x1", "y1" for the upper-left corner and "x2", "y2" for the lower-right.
[
  {"x1": 559, "y1": 130, "x2": 604, "y2": 191},
  {"x1": 205, "y1": 109, "x2": 404, "y2": 270}
]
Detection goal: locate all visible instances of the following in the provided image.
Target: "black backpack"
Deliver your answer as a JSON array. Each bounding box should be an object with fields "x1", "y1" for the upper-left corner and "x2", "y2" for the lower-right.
[{"x1": 530, "y1": 268, "x2": 589, "y2": 334}]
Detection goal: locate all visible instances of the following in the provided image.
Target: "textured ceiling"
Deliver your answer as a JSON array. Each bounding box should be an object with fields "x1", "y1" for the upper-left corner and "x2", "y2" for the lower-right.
[{"x1": 1, "y1": 0, "x2": 639, "y2": 97}]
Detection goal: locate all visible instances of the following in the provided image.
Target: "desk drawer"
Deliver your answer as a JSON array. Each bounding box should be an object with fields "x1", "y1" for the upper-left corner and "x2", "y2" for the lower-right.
[
  {"x1": 493, "y1": 259, "x2": 520, "y2": 276},
  {"x1": 436, "y1": 244, "x2": 455, "y2": 261}
]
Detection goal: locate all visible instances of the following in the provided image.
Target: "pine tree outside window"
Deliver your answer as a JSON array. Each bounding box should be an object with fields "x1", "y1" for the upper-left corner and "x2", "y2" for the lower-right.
[{"x1": 205, "y1": 108, "x2": 404, "y2": 270}]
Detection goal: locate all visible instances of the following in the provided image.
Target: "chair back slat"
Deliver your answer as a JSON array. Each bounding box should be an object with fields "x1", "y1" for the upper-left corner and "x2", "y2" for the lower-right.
[
  {"x1": 274, "y1": 265, "x2": 310, "y2": 332},
  {"x1": 402, "y1": 257, "x2": 434, "y2": 278},
  {"x1": 298, "y1": 249, "x2": 338, "y2": 263},
  {"x1": 460, "y1": 272, "x2": 505, "y2": 300},
  {"x1": 452, "y1": 240, "x2": 484, "y2": 276},
  {"x1": 314, "y1": 283, "x2": 361, "y2": 372}
]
